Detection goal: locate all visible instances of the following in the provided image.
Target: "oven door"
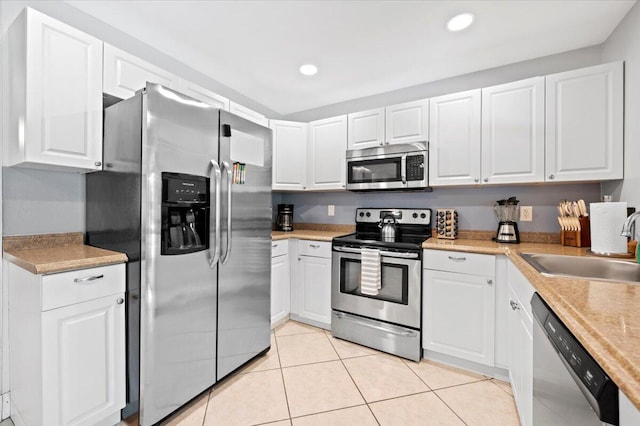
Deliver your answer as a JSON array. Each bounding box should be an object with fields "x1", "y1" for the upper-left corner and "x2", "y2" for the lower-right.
[{"x1": 331, "y1": 247, "x2": 421, "y2": 329}]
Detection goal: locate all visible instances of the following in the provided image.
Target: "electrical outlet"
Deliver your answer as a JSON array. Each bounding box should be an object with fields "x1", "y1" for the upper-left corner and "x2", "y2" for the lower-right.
[
  {"x1": 520, "y1": 206, "x2": 533, "y2": 222},
  {"x1": 328, "y1": 205, "x2": 335, "y2": 216}
]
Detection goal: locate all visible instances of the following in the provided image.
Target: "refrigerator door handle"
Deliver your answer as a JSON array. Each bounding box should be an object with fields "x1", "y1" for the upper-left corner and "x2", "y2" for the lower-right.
[
  {"x1": 209, "y1": 159, "x2": 222, "y2": 268},
  {"x1": 221, "y1": 161, "x2": 233, "y2": 264}
]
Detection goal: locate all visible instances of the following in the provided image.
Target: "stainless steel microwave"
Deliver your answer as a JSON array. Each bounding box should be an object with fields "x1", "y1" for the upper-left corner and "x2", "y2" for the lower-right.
[{"x1": 345, "y1": 142, "x2": 429, "y2": 191}]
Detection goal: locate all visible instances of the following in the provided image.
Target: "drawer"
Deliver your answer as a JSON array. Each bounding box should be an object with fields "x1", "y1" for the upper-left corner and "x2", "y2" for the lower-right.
[
  {"x1": 298, "y1": 240, "x2": 331, "y2": 258},
  {"x1": 41, "y1": 263, "x2": 126, "y2": 311},
  {"x1": 423, "y1": 249, "x2": 495, "y2": 277},
  {"x1": 271, "y1": 240, "x2": 288, "y2": 257}
]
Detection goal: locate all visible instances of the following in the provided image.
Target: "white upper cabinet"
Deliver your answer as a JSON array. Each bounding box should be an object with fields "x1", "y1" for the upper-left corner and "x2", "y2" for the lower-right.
[
  {"x1": 103, "y1": 43, "x2": 179, "y2": 100},
  {"x1": 177, "y1": 79, "x2": 230, "y2": 110},
  {"x1": 307, "y1": 115, "x2": 348, "y2": 191},
  {"x1": 271, "y1": 120, "x2": 308, "y2": 190},
  {"x1": 545, "y1": 61, "x2": 623, "y2": 182},
  {"x1": 347, "y1": 108, "x2": 385, "y2": 149},
  {"x1": 481, "y1": 77, "x2": 545, "y2": 185},
  {"x1": 229, "y1": 102, "x2": 269, "y2": 127},
  {"x1": 5, "y1": 8, "x2": 104, "y2": 172},
  {"x1": 385, "y1": 99, "x2": 429, "y2": 145},
  {"x1": 429, "y1": 89, "x2": 482, "y2": 186}
]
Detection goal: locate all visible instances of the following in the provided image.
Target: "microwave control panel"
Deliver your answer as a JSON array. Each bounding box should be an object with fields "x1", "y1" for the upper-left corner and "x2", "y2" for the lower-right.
[{"x1": 406, "y1": 155, "x2": 425, "y2": 181}]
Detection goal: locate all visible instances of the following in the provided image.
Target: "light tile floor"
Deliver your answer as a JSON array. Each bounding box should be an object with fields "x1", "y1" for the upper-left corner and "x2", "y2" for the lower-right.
[{"x1": 119, "y1": 320, "x2": 521, "y2": 425}]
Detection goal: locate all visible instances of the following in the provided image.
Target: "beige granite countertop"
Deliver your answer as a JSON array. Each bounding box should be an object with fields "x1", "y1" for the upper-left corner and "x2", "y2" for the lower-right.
[
  {"x1": 3, "y1": 233, "x2": 128, "y2": 275},
  {"x1": 272, "y1": 224, "x2": 353, "y2": 242},
  {"x1": 423, "y1": 238, "x2": 640, "y2": 410}
]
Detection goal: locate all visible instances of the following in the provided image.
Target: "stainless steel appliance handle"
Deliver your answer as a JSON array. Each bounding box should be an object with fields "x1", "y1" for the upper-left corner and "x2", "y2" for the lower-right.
[
  {"x1": 332, "y1": 312, "x2": 417, "y2": 337},
  {"x1": 220, "y1": 161, "x2": 233, "y2": 265},
  {"x1": 401, "y1": 154, "x2": 407, "y2": 184},
  {"x1": 333, "y1": 246, "x2": 419, "y2": 259},
  {"x1": 74, "y1": 274, "x2": 104, "y2": 283},
  {"x1": 209, "y1": 159, "x2": 222, "y2": 268}
]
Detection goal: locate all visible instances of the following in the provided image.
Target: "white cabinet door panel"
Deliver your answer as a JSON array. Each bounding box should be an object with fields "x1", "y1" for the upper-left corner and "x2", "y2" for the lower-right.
[
  {"x1": 6, "y1": 8, "x2": 103, "y2": 172},
  {"x1": 348, "y1": 108, "x2": 385, "y2": 149},
  {"x1": 104, "y1": 43, "x2": 179, "y2": 100},
  {"x1": 429, "y1": 90, "x2": 481, "y2": 186},
  {"x1": 308, "y1": 115, "x2": 348, "y2": 190},
  {"x1": 42, "y1": 294, "x2": 126, "y2": 425},
  {"x1": 545, "y1": 61, "x2": 623, "y2": 182},
  {"x1": 385, "y1": 99, "x2": 429, "y2": 145},
  {"x1": 271, "y1": 120, "x2": 308, "y2": 190},
  {"x1": 482, "y1": 77, "x2": 545, "y2": 184},
  {"x1": 423, "y1": 269, "x2": 495, "y2": 365},
  {"x1": 298, "y1": 256, "x2": 331, "y2": 326},
  {"x1": 271, "y1": 251, "x2": 290, "y2": 328}
]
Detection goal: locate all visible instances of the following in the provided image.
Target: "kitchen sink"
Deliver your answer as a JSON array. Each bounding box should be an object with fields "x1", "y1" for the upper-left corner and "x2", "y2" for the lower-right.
[{"x1": 520, "y1": 253, "x2": 640, "y2": 284}]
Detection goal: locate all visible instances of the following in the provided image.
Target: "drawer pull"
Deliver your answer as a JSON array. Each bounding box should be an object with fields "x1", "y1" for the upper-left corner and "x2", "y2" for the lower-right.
[
  {"x1": 74, "y1": 274, "x2": 104, "y2": 283},
  {"x1": 510, "y1": 299, "x2": 520, "y2": 311},
  {"x1": 447, "y1": 256, "x2": 466, "y2": 262},
  {"x1": 272, "y1": 244, "x2": 278, "y2": 248},
  {"x1": 309, "y1": 244, "x2": 320, "y2": 248}
]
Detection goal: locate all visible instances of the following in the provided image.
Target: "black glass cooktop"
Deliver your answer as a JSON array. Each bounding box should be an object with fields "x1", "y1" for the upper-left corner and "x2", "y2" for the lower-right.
[{"x1": 333, "y1": 231, "x2": 430, "y2": 251}]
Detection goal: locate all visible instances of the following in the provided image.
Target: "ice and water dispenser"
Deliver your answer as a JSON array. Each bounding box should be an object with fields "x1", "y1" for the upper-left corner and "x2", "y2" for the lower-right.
[{"x1": 161, "y1": 172, "x2": 209, "y2": 255}]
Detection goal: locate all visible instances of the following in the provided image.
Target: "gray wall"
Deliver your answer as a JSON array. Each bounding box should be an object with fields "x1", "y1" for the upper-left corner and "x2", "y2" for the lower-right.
[
  {"x1": 2, "y1": 168, "x2": 85, "y2": 235},
  {"x1": 602, "y1": 1, "x2": 640, "y2": 207},
  {"x1": 283, "y1": 46, "x2": 603, "y2": 122},
  {"x1": 276, "y1": 183, "x2": 602, "y2": 233}
]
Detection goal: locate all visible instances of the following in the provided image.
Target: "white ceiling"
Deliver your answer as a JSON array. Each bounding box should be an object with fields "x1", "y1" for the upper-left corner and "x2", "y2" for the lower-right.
[{"x1": 67, "y1": 0, "x2": 635, "y2": 116}]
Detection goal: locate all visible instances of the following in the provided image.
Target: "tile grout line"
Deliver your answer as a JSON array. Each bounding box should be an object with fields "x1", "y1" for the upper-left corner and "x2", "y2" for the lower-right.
[
  {"x1": 325, "y1": 333, "x2": 381, "y2": 426},
  {"x1": 400, "y1": 358, "x2": 469, "y2": 426},
  {"x1": 488, "y1": 378, "x2": 515, "y2": 397},
  {"x1": 200, "y1": 388, "x2": 212, "y2": 426},
  {"x1": 273, "y1": 331, "x2": 294, "y2": 423}
]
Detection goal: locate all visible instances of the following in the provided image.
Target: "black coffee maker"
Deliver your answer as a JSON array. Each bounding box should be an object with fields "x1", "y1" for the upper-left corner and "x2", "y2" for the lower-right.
[{"x1": 276, "y1": 204, "x2": 294, "y2": 232}]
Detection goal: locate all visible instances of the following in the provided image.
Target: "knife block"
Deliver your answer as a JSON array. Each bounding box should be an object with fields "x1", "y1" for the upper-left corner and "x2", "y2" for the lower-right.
[{"x1": 561, "y1": 217, "x2": 591, "y2": 247}]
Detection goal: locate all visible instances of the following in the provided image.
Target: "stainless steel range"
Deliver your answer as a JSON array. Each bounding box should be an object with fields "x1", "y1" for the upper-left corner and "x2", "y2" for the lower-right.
[{"x1": 331, "y1": 208, "x2": 431, "y2": 361}]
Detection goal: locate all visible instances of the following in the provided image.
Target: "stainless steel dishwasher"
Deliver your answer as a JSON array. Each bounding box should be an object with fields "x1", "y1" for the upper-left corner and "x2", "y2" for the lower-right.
[{"x1": 531, "y1": 293, "x2": 619, "y2": 425}]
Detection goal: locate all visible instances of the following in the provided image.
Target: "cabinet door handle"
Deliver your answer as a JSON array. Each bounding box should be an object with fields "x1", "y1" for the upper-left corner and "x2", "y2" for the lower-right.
[
  {"x1": 447, "y1": 256, "x2": 466, "y2": 262},
  {"x1": 74, "y1": 274, "x2": 104, "y2": 283},
  {"x1": 510, "y1": 299, "x2": 520, "y2": 310},
  {"x1": 474, "y1": 178, "x2": 479, "y2": 183},
  {"x1": 487, "y1": 279, "x2": 493, "y2": 285},
  {"x1": 272, "y1": 244, "x2": 278, "y2": 248},
  {"x1": 94, "y1": 161, "x2": 102, "y2": 167},
  {"x1": 309, "y1": 244, "x2": 320, "y2": 248},
  {"x1": 116, "y1": 297, "x2": 124, "y2": 305},
  {"x1": 548, "y1": 174, "x2": 555, "y2": 180},
  {"x1": 484, "y1": 178, "x2": 489, "y2": 183}
]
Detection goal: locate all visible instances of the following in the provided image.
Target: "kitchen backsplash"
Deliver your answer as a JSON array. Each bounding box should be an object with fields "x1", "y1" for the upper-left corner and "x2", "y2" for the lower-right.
[{"x1": 274, "y1": 183, "x2": 603, "y2": 234}]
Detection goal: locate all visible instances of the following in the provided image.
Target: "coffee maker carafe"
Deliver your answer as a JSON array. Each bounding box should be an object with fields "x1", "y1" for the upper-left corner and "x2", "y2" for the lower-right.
[
  {"x1": 494, "y1": 197, "x2": 520, "y2": 244},
  {"x1": 276, "y1": 204, "x2": 294, "y2": 232}
]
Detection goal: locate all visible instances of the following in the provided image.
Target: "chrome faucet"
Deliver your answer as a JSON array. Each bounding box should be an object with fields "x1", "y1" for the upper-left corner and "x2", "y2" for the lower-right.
[{"x1": 620, "y1": 211, "x2": 640, "y2": 238}]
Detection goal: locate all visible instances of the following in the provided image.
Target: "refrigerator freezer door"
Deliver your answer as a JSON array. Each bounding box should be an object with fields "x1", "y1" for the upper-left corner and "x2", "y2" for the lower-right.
[
  {"x1": 139, "y1": 84, "x2": 219, "y2": 425},
  {"x1": 217, "y1": 111, "x2": 272, "y2": 379}
]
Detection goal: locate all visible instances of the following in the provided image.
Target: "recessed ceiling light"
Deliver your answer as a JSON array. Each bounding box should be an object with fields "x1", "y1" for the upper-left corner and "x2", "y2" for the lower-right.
[
  {"x1": 299, "y1": 64, "x2": 318, "y2": 76},
  {"x1": 447, "y1": 13, "x2": 474, "y2": 32}
]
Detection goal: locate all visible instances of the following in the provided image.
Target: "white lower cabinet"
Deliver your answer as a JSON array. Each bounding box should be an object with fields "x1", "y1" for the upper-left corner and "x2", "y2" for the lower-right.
[
  {"x1": 620, "y1": 390, "x2": 640, "y2": 426},
  {"x1": 292, "y1": 240, "x2": 332, "y2": 329},
  {"x1": 422, "y1": 250, "x2": 496, "y2": 366},
  {"x1": 8, "y1": 262, "x2": 126, "y2": 426},
  {"x1": 271, "y1": 240, "x2": 290, "y2": 328},
  {"x1": 507, "y1": 261, "x2": 535, "y2": 426}
]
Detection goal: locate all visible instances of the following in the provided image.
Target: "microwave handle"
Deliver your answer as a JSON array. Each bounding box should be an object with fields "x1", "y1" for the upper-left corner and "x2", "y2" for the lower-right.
[{"x1": 401, "y1": 154, "x2": 407, "y2": 184}]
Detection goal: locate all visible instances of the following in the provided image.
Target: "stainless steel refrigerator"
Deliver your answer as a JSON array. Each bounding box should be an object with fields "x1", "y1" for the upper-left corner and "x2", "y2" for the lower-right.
[{"x1": 86, "y1": 84, "x2": 272, "y2": 425}]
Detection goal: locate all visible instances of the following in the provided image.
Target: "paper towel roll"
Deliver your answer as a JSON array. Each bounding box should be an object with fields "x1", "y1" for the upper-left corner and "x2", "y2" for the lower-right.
[{"x1": 590, "y1": 202, "x2": 628, "y2": 254}]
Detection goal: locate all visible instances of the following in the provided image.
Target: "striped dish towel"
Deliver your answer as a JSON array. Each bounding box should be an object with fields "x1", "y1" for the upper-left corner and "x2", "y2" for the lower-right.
[{"x1": 360, "y1": 248, "x2": 381, "y2": 296}]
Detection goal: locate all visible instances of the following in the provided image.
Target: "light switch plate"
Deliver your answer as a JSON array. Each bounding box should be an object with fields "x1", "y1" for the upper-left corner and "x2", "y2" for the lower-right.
[{"x1": 328, "y1": 205, "x2": 335, "y2": 216}]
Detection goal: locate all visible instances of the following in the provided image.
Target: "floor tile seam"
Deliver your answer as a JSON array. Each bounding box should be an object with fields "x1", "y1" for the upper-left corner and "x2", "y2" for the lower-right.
[
  {"x1": 426, "y1": 377, "x2": 491, "y2": 392},
  {"x1": 287, "y1": 402, "x2": 370, "y2": 421},
  {"x1": 336, "y1": 356, "x2": 370, "y2": 408},
  {"x1": 488, "y1": 378, "x2": 514, "y2": 397},
  {"x1": 364, "y1": 388, "x2": 434, "y2": 405},
  {"x1": 280, "y1": 356, "x2": 343, "y2": 370},
  {"x1": 319, "y1": 328, "x2": 341, "y2": 359},
  {"x1": 201, "y1": 388, "x2": 212, "y2": 426},
  {"x1": 274, "y1": 332, "x2": 294, "y2": 422},
  {"x1": 430, "y1": 388, "x2": 470, "y2": 426},
  {"x1": 400, "y1": 358, "x2": 434, "y2": 391},
  {"x1": 275, "y1": 330, "x2": 324, "y2": 338}
]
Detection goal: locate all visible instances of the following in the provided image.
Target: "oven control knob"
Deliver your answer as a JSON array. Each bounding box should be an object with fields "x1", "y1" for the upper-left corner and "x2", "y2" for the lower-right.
[
  {"x1": 412, "y1": 213, "x2": 418, "y2": 219},
  {"x1": 366, "y1": 212, "x2": 371, "y2": 217},
  {"x1": 359, "y1": 212, "x2": 364, "y2": 217},
  {"x1": 420, "y1": 213, "x2": 426, "y2": 219}
]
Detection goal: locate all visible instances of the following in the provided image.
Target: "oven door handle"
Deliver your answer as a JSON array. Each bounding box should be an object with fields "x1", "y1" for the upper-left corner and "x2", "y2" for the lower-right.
[
  {"x1": 333, "y1": 312, "x2": 418, "y2": 337},
  {"x1": 333, "y1": 246, "x2": 419, "y2": 259}
]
